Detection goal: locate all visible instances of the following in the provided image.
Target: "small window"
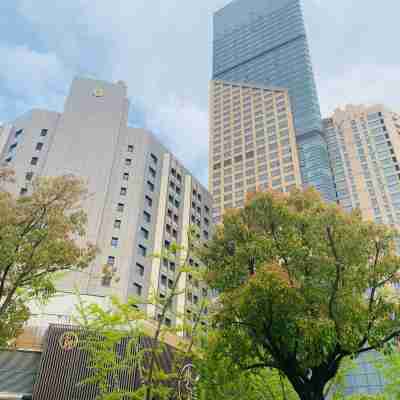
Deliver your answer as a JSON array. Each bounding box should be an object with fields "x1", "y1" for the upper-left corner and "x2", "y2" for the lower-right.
[
  {"x1": 107, "y1": 256, "x2": 115, "y2": 266},
  {"x1": 177, "y1": 173, "x2": 182, "y2": 182},
  {"x1": 133, "y1": 283, "x2": 142, "y2": 296},
  {"x1": 117, "y1": 203, "x2": 125, "y2": 212},
  {"x1": 166, "y1": 224, "x2": 172, "y2": 234},
  {"x1": 204, "y1": 206, "x2": 210, "y2": 214},
  {"x1": 202, "y1": 288, "x2": 208, "y2": 297},
  {"x1": 161, "y1": 275, "x2": 167, "y2": 286},
  {"x1": 102, "y1": 276, "x2": 112, "y2": 287},
  {"x1": 31, "y1": 157, "x2": 38, "y2": 165},
  {"x1": 125, "y1": 158, "x2": 132, "y2": 166},
  {"x1": 165, "y1": 240, "x2": 170, "y2": 249},
  {"x1": 168, "y1": 279, "x2": 174, "y2": 289},
  {"x1": 149, "y1": 166, "x2": 156, "y2": 178},
  {"x1": 169, "y1": 194, "x2": 174, "y2": 204},
  {"x1": 120, "y1": 187, "x2": 127, "y2": 196},
  {"x1": 9, "y1": 143, "x2": 17, "y2": 152},
  {"x1": 150, "y1": 153, "x2": 158, "y2": 164},
  {"x1": 169, "y1": 262, "x2": 176, "y2": 272},
  {"x1": 143, "y1": 211, "x2": 151, "y2": 223},
  {"x1": 111, "y1": 237, "x2": 119, "y2": 247},
  {"x1": 140, "y1": 227, "x2": 149, "y2": 239},
  {"x1": 173, "y1": 214, "x2": 179, "y2": 223},
  {"x1": 172, "y1": 229, "x2": 178, "y2": 239},
  {"x1": 174, "y1": 199, "x2": 180, "y2": 208},
  {"x1": 123, "y1": 172, "x2": 129, "y2": 181},
  {"x1": 20, "y1": 187, "x2": 28, "y2": 196},
  {"x1": 136, "y1": 263, "x2": 145, "y2": 277},
  {"x1": 145, "y1": 195, "x2": 153, "y2": 207},
  {"x1": 15, "y1": 129, "x2": 23, "y2": 137},
  {"x1": 36, "y1": 142, "x2": 44, "y2": 151},
  {"x1": 147, "y1": 181, "x2": 154, "y2": 192},
  {"x1": 25, "y1": 172, "x2": 33, "y2": 181},
  {"x1": 176, "y1": 186, "x2": 181, "y2": 195},
  {"x1": 114, "y1": 219, "x2": 122, "y2": 229},
  {"x1": 171, "y1": 168, "x2": 176, "y2": 176},
  {"x1": 127, "y1": 145, "x2": 134, "y2": 152},
  {"x1": 167, "y1": 209, "x2": 173, "y2": 218},
  {"x1": 40, "y1": 129, "x2": 48, "y2": 137},
  {"x1": 204, "y1": 230, "x2": 209, "y2": 239},
  {"x1": 138, "y1": 244, "x2": 147, "y2": 257}
]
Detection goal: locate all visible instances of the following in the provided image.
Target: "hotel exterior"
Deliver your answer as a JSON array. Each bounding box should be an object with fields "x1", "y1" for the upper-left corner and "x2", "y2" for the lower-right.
[
  {"x1": 209, "y1": 80, "x2": 302, "y2": 222},
  {"x1": 0, "y1": 78, "x2": 212, "y2": 329}
]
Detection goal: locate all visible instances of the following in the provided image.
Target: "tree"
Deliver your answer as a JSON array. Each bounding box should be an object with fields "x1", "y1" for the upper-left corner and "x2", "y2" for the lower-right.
[
  {"x1": 200, "y1": 188, "x2": 400, "y2": 400},
  {"x1": 0, "y1": 173, "x2": 96, "y2": 347},
  {"x1": 74, "y1": 228, "x2": 208, "y2": 400}
]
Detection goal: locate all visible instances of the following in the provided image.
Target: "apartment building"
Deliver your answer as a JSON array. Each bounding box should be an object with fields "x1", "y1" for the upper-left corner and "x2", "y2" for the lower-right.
[
  {"x1": 209, "y1": 80, "x2": 302, "y2": 222},
  {"x1": 324, "y1": 105, "x2": 400, "y2": 227},
  {"x1": 0, "y1": 78, "x2": 212, "y2": 327}
]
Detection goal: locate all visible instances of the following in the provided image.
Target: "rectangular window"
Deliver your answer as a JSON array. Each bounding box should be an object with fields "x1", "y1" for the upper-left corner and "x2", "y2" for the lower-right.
[
  {"x1": 151, "y1": 153, "x2": 158, "y2": 164},
  {"x1": 149, "y1": 166, "x2": 156, "y2": 178},
  {"x1": 138, "y1": 245, "x2": 147, "y2": 257},
  {"x1": 145, "y1": 195, "x2": 153, "y2": 207},
  {"x1": 25, "y1": 172, "x2": 33, "y2": 181},
  {"x1": 40, "y1": 129, "x2": 48, "y2": 137},
  {"x1": 143, "y1": 211, "x2": 151, "y2": 223},
  {"x1": 120, "y1": 187, "x2": 127, "y2": 196},
  {"x1": 111, "y1": 237, "x2": 119, "y2": 247},
  {"x1": 127, "y1": 145, "x2": 134, "y2": 152},
  {"x1": 125, "y1": 158, "x2": 132, "y2": 166},
  {"x1": 133, "y1": 283, "x2": 142, "y2": 296},
  {"x1": 117, "y1": 203, "x2": 124, "y2": 212},
  {"x1": 140, "y1": 227, "x2": 149, "y2": 240},
  {"x1": 31, "y1": 157, "x2": 38, "y2": 165},
  {"x1": 107, "y1": 256, "x2": 115, "y2": 266},
  {"x1": 136, "y1": 263, "x2": 145, "y2": 277},
  {"x1": 147, "y1": 181, "x2": 154, "y2": 192},
  {"x1": 123, "y1": 172, "x2": 129, "y2": 181},
  {"x1": 15, "y1": 129, "x2": 23, "y2": 137},
  {"x1": 161, "y1": 275, "x2": 167, "y2": 286},
  {"x1": 36, "y1": 142, "x2": 44, "y2": 151},
  {"x1": 114, "y1": 219, "x2": 122, "y2": 229}
]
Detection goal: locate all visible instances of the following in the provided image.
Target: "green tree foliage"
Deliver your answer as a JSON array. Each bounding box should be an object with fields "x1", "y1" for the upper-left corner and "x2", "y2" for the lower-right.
[
  {"x1": 74, "y1": 229, "x2": 208, "y2": 400},
  {"x1": 200, "y1": 188, "x2": 400, "y2": 400},
  {"x1": 0, "y1": 173, "x2": 96, "y2": 347}
]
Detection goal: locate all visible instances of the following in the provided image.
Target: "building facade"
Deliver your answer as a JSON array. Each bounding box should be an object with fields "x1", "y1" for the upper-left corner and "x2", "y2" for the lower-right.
[
  {"x1": 212, "y1": 0, "x2": 335, "y2": 202},
  {"x1": 209, "y1": 80, "x2": 302, "y2": 222},
  {"x1": 324, "y1": 105, "x2": 400, "y2": 228},
  {"x1": 0, "y1": 78, "x2": 212, "y2": 328}
]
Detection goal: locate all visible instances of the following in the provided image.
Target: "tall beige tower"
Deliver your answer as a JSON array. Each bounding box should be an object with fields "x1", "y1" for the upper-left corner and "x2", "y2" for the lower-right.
[
  {"x1": 209, "y1": 80, "x2": 302, "y2": 223},
  {"x1": 324, "y1": 105, "x2": 400, "y2": 227}
]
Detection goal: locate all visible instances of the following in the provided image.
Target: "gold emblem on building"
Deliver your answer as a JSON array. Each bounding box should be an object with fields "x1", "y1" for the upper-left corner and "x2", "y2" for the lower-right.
[
  {"x1": 93, "y1": 87, "x2": 104, "y2": 97},
  {"x1": 59, "y1": 332, "x2": 78, "y2": 351}
]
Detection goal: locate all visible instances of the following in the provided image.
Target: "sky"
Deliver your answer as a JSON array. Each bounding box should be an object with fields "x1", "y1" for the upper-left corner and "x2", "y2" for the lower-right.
[{"x1": 0, "y1": 0, "x2": 399, "y2": 185}]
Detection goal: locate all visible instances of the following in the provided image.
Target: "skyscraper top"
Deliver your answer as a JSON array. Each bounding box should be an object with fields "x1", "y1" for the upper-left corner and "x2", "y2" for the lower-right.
[{"x1": 214, "y1": 0, "x2": 299, "y2": 39}]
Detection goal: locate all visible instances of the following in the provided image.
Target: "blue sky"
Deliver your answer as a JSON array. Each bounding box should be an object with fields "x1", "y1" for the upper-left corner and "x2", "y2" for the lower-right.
[{"x1": 1, "y1": 0, "x2": 399, "y2": 185}]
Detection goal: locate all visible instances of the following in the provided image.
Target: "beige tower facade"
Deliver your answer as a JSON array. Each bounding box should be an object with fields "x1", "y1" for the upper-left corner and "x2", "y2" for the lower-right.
[
  {"x1": 324, "y1": 105, "x2": 400, "y2": 227},
  {"x1": 209, "y1": 80, "x2": 302, "y2": 223}
]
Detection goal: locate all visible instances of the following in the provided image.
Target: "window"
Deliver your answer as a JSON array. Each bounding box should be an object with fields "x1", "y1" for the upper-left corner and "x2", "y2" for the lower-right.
[
  {"x1": 111, "y1": 237, "x2": 119, "y2": 247},
  {"x1": 149, "y1": 166, "x2": 156, "y2": 178},
  {"x1": 174, "y1": 199, "x2": 180, "y2": 208},
  {"x1": 102, "y1": 276, "x2": 112, "y2": 287},
  {"x1": 145, "y1": 195, "x2": 153, "y2": 207},
  {"x1": 164, "y1": 240, "x2": 171, "y2": 249},
  {"x1": 20, "y1": 187, "x2": 27, "y2": 196},
  {"x1": 25, "y1": 172, "x2": 33, "y2": 181},
  {"x1": 127, "y1": 145, "x2": 134, "y2": 152},
  {"x1": 161, "y1": 275, "x2": 167, "y2": 286},
  {"x1": 168, "y1": 279, "x2": 174, "y2": 289},
  {"x1": 147, "y1": 181, "x2": 154, "y2": 192},
  {"x1": 36, "y1": 142, "x2": 44, "y2": 151},
  {"x1": 169, "y1": 262, "x2": 176, "y2": 272},
  {"x1": 138, "y1": 245, "x2": 147, "y2": 257},
  {"x1": 15, "y1": 129, "x2": 23, "y2": 137},
  {"x1": 117, "y1": 203, "x2": 125, "y2": 212},
  {"x1": 166, "y1": 224, "x2": 172, "y2": 234},
  {"x1": 177, "y1": 173, "x2": 182, "y2": 182},
  {"x1": 123, "y1": 172, "x2": 129, "y2": 181},
  {"x1": 40, "y1": 129, "x2": 48, "y2": 137},
  {"x1": 107, "y1": 256, "x2": 115, "y2": 266},
  {"x1": 173, "y1": 214, "x2": 179, "y2": 223},
  {"x1": 150, "y1": 153, "x2": 158, "y2": 164},
  {"x1": 114, "y1": 219, "x2": 122, "y2": 229},
  {"x1": 31, "y1": 157, "x2": 38, "y2": 165},
  {"x1": 133, "y1": 283, "x2": 142, "y2": 296},
  {"x1": 143, "y1": 211, "x2": 151, "y2": 223},
  {"x1": 136, "y1": 263, "x2": 145, "y2": 277},
  {"x1": 120, "y1": 187, "x2": 127, "y2": 196},
  {"x1": 125, "y1": 158, "x2": 132, "y2": 166},
  {"x1": 172, "y1": 229, "x2": 178, "y2": 239},
  {"x1": 140, "y1": 227, "x2": 149, "y2": 239}
]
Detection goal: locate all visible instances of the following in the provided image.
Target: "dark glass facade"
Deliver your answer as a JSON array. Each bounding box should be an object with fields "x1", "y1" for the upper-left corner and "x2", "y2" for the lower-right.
[{"x1": 213, "y1": 0, "x2": 335, "y2": 201}]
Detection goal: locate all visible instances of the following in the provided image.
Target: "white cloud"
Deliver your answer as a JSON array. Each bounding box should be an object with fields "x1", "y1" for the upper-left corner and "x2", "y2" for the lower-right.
[
  {"x1": 319, "y1": 64, "x2": 400, "y2": 117},
  {"x1": 0, "y1": 44, "x2": 71, "y2": 112}
]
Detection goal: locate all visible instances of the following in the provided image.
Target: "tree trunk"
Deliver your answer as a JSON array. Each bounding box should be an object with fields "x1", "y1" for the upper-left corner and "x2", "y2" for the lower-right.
[{"x1": 287, "y1": 375, "x2": 326, "y2": 400}]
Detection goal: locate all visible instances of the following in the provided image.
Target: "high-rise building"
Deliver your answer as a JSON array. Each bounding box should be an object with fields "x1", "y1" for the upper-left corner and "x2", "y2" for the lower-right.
[
  {"x1": 324, "y1": 105, "x2": 400, "y2": 228},
  {"x1": 0, "y1": 77, "x2": 212, "y2": 327},
  {"x1": 209, "y1": 80, "x2": 302, "y2": 222},
  {"x1": 212, "y1": 0, "x2": 335, "y2": 202}
]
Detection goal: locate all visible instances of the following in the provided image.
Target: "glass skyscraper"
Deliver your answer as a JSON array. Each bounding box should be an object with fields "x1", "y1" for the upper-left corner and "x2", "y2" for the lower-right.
[{"x1": 212, "y1": 0, "x2": 335, "y2": 201}]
